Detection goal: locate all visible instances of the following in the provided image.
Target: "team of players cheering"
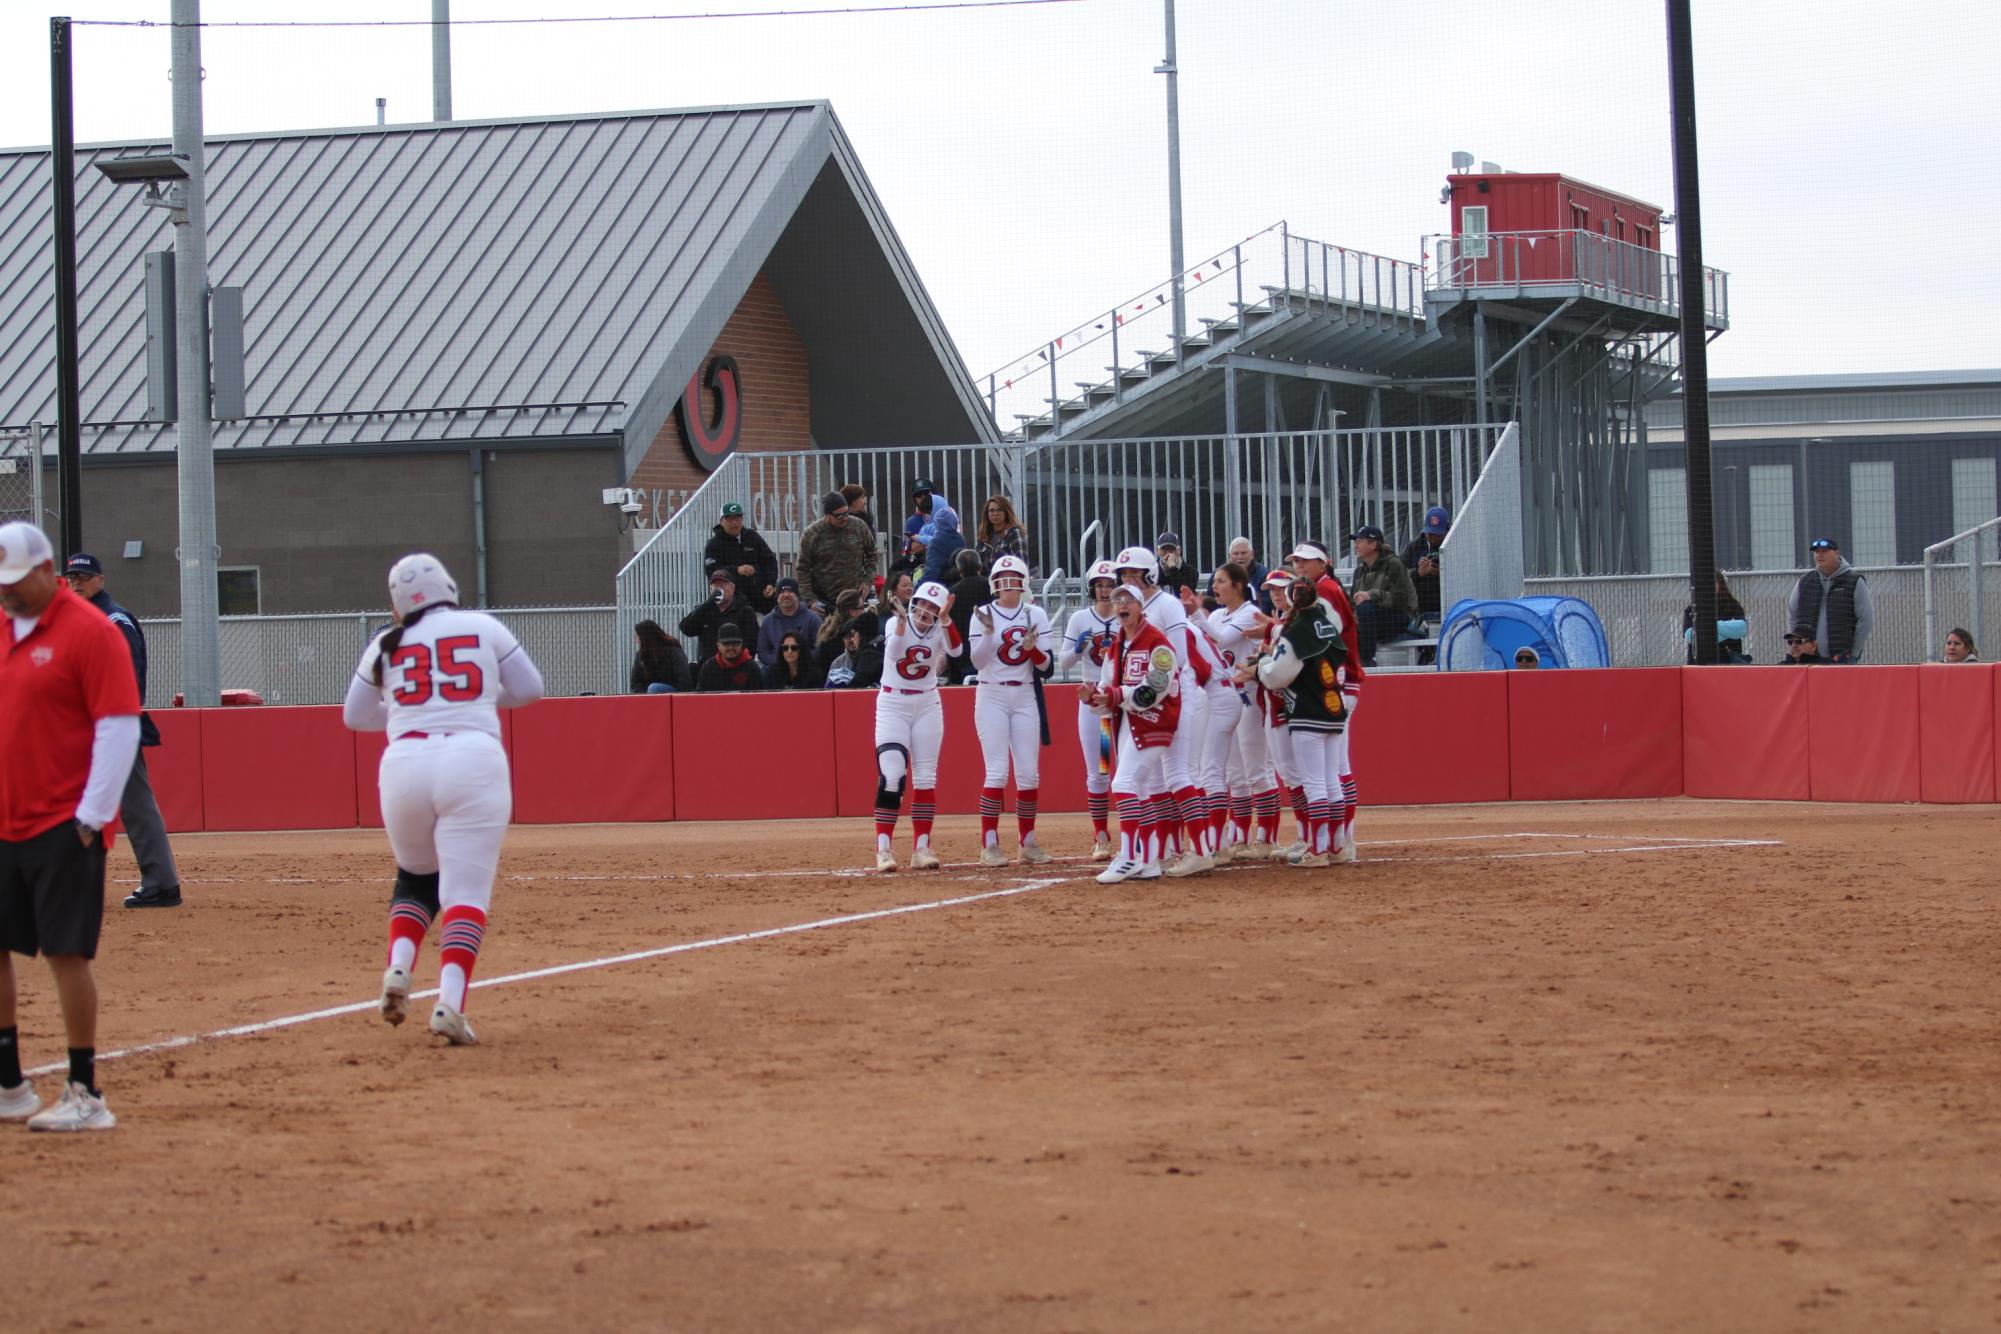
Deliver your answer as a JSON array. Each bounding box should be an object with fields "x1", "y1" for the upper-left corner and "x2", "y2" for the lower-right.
[{"x1": 870, "y1": 541, "x2": 1363, "y2": 881}]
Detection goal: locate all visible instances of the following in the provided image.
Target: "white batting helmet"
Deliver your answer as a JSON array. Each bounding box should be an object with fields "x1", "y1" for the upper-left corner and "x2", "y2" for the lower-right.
[
  {"x1": 388, "y1": 553, "x2": 458, "y2": 619},
  {"x1": 910, "y1": 580, "x2": 949, "y2": 630},
  {"x1": 1086, "y1": 558, "x2": 1118, "y2": 587},
  {"x1": 989, "y1": 554, "x2": 1029, "y2": 593},
  {"x1": 1114, "y1": 546, "x2": 1159, "y2": 584}
]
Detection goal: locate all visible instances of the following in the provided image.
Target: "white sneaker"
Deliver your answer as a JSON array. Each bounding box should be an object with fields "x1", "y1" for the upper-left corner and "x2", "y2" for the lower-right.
[
  {"x1": 1163, "y1": 850, "x2": 1215, "y2": 878},
  {"x1": 1287, "y1": 848, "x2": 1331, "y2": 868},
  {"x1": 429, "y1": 1003, "x2": 479, "y2": 1047},
  {"x1": 979, "y1": 844, "x2": 1010, "y2": 868},
  {"x1": 1280, "y1": 839, "x2": 1307, "y2": 861},
  {"x1": 0, "y1": 1079, "x2": 40, "y2": 1122},
  {"x1": 379, "y1": 965, "x2": 412, "y2": 1027},
  {"x1": 1133, "y1": 861, "x2": 1163, "y2": 880},
  {"x1": 875, "y1": 848, "x2": 898, "y2": 874},
  {"x1": 910, "y1": 846, "x2": 941, "y2": 871},
  {"x1": 1338, "y1": 841, "x2": 1360, "y2": 864},
  {"x1": 1096, "y1": 857, "x2": 1142, "y2": 885},
  {"x1": 1214, "y1": 842, "x2": 1238, "y2": 866},
  {"x1": 1018, "y1": 841, "x2": 1053, "y2": 865},
  {"x1": 27, "y1": 1081, "x2": 115, "y2": 1132},
  {"x1": 1089, "y1": 837, "x2": 1114, "y2": 862}
]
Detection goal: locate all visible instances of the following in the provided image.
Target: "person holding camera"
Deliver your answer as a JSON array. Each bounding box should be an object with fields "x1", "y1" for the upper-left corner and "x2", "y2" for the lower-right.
[{"x1": 678, "y1": 570, "x2": 761, "y2": 665}]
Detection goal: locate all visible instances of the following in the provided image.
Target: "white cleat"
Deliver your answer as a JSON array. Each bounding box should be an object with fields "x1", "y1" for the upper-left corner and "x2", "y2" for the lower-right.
[
  {"x1": 1096, "y1": 857, "x2": 1143, "y2": 885},
  {"x1": 875, "y1": 848, "x2": 899, "y2": 874},
  {"x1": 1338, "y1": 840, "x2": 1360, "y2": 864},
  {"x1": 1214, "y1": 842, "x2": 1238, "y2": 866},
  {"x1": 1287, "y1": 847, "x2": 1331, "y2": 868},
  {"x1": 1018, "y1": 841, "x2": 1053, "y2": 865},
  {"x1": 1163, "y1": 851, "x2": 1215, "y2": 878},
  {"x1": 978, "y1": 844, "x2": 1010, "y2": 868},
  {"x1": 1089, "y1": 837, "x2": 1114, "y2": 862},
  {"x1": 0, "y1": 1079, "x2": 40, "y2": 1122},
  {"x1": 379, "y1": 965, "x2": 412, "y2": 1027},
  {"x1": 27, "y1": 1081, "x2": 114, "y2": 1133},
  {"x1": 1134, "y1": 861, "x2": 1163, "y2": 880},
  {"x1": 910, "y1": 847, "x2": 941, "y2": 871},
  {"x1": 1244, "y1": 841, "x2": 1273, "y2": 862},
  {"x1": 429, "y1": 1003, "x2": 479, "y2": 1047},
  {"x1": 1280, "y1": 839, "x2": 1307, "y2": 861}
]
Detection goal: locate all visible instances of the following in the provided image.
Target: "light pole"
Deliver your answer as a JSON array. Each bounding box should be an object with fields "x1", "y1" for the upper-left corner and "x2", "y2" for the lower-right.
[{"x1": 1155, "y1": 0, "x2": 1185, "y2": 356}]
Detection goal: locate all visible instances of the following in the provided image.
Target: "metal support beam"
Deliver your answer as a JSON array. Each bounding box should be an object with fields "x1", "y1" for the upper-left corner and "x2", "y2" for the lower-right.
[
  {"x1": 470, "y1": 448, "x2": 489, "y2": 607},
  {"x1": 432, "y1": 0, "x2": 453, "y2": 122},
  {"x1": 1473, "y1": 307, "x2": 1489, "y2": 427},
  {"x1": 1483, "y1": 297, "x2": 1577, "y2": 380},
  {"x1": 49, "y1": 17, "x2": 83, "y2": 557},
  {"x1": 1668, "y1": 0, "x2": 1719, "y2": 664},
  {"x1": 1220, "y1": 352, "x2": 1387, "y2": 389},
  {"x1": 1157, "y1": 0, "x2": 1185, "y2": 356},
  {"x1": 173, "y1": 0, "x2": 221, "y2": 706}
]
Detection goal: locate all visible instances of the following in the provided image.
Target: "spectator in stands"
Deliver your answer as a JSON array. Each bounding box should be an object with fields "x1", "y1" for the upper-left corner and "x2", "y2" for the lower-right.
[
  {"x1": 888, "y1": 533, "x2": 924, "y2": 586},
  {"x1": 1225, "y1": 536, "x2": 1273, "y2": 614},
  {"x1": 1400, "y1": 506, "x2": 1449, "y2": 624},
  {"x1": 975, "y1": 496, "x2": 1028, "y2": 569},
  {"x1": 1788, "y1": 537, "x2": 1873, "y2": 664},
  {"x1": 702, "y1": 500, "x2": 778, "y2": 613},
  {"x1": 825, "y1": 620, "x2": 883, "y2": 689},
  {"x1": 697, "y1": 623, "x2": 765, "y2": 692},
  {"x1": 1943, "y1": 627, "x2": 1980, "y2": 663},
  {"x1": 839, "y1": 484, "x2": 875, "y2": 541},
  {"x1": 1681, "y1": 574, "x2": 1751, "y2": 664},
  {"x1": 757, "y1": 577, "x2": 823, "y2": 669},
  {"x1": 1347, "y1": 525, "x2": 1417, "y2": 667},
  {"x1": 947, "y1": 546, "x2": 988, "y2": 685},
  {"x1": 630, "y1": 619, "x2": 693, "y2": 694},
  {"x1": 903, "y1": 480, "x2": 944, "y2": 558},
  {"x1": 678, "y1": 569, "x2": 761, "y2": 665},
  {"x1": 922, "y1": 504, "x2": 967, "y2": 588},
  {"x1": 1514, "y1": 647, "x2": 1542, "y2": 669},
  {"x1": 1779, "y1": 631, "x2": 1824, "y2": 666},
  {"x1": 1154, "y1": 531, "x2": 1198, "y2": 599},
  {"x1": 797, "y1": 490, "x2": 877, "y2": 613},
  {"x1": 769, "y1": 632, "x2": 823, "y2": 690},
  {"x1": 885, "y1": 570, "x2": 915, "y2": 610},
  {"x1": 816, "y1": 588, "x2": 868, "y2": 676}
]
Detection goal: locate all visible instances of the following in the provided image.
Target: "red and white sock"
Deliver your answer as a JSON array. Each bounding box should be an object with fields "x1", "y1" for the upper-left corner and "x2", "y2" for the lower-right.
[
  {"x1": 874, "y1": 800, "x2": 899, "y2": 854},
  {"x1": 1307, "y1": 801, "x2": 1336, "y2": 854},
  {"x1": 1117, "y1": 795, "x2": 1145, "y2": 862},
  {"x1": 1149, "y1": 793, "x2": 1180, "y2": 857},
  {"x1": 1016, "y1": 787, "x2": 1039, "y2": 844},
  {"x1": 1208, "y1": 791, "x2": 1229, "y2": 846},
  {"x1": 979, "y1": 786, "x2": 1003, "y2": 848},
  {"x1": 1230, "y1": 795, "x2": 1254, "y2": 845},
  {"x1": 1087, "y1": 790, "x2": 1110, "y2": 840},
  {"x1": 1175, "y1": 785, "x2": 1208, "y2": 857},
  {"x1": 387, "y1": 898, "x2": 431, "y2": 972},
  {"x1": 1290, "y1": 787, "x2": 1311, "y2": 842},
  {"x1": 1341, "y1": 773, "x2": 1359, "y2": 841},
  {"x1": 436, "y1": 905, "x2": 486, "y2": 1012},
  {"x1": 1254, "y1": 788, "x2": 1281, "y2": 843},
  {"x1": 912, "y1": 788, "x2": 936, "y2": 850}
]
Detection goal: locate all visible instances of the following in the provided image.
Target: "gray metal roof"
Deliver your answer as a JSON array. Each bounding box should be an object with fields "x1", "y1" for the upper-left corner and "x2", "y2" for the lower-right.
[
  {"x1": 1704, "y1": 369, "x2": 2001, "y2": 394},
  {"x1": 0, "y1": 102, "x2": 994, "y2": 461}
]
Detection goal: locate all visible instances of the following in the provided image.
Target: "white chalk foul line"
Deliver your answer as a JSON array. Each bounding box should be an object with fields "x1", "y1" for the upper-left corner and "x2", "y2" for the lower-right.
[{"x1": 27, "y1": 877, "x2": 1072, "y2": 1079}]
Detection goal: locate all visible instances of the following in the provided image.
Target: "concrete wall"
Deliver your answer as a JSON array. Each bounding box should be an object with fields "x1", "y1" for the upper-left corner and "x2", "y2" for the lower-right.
[{"x1": 65, "y1": 443, "x2": 623, "y2": 615}]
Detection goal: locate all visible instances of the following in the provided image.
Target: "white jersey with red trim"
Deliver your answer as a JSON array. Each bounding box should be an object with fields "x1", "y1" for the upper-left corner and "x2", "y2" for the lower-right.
[
  {"x1": 1186, "y1": 603, "x2": 1232, "y2": 695},
  {"x1": 1208, "y1": 602, "x2": 1263, "y2": 675},
  {"x1": 1138, "y1": 587, "x2": 1188, "y2": 673},
  {"x1": 879, "y1": 615, "x2": 961, "y2": 695},
  {"x1": 353, "y1": 607, "x2": 529, "y2": 742},
  {"x1": 968, "y1": 601, "x2": 1054, "y2": 685},
  {"x1": 1059, "y1": 605, "x2": 1120, "y2": 682}
]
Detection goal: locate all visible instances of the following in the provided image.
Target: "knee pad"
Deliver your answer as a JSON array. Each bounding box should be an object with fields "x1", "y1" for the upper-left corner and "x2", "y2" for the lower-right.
[
  {"x1": 876, "y1": 743, "x2": 910, "y2": 796},
  {"x1": 392, "y1": 867, "x2": 441, "y2": 916}
]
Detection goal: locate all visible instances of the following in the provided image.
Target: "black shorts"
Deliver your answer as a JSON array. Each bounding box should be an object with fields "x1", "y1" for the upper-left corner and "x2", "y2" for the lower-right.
[{"x1": 0, "y1": 821, "x2": 107, "y2": 960}]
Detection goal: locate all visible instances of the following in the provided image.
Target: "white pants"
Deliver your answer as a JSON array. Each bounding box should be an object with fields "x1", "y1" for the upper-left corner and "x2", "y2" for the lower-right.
[
  {"x1": 975, "y1": 683, "x2": 1041, "y2": 788},
  {"x1": 875, "y1": 691, "x2": 943, "y2": 789},
  {"x1": 1230, "y1": 698, "x2": 1274, "y2": 792},
  {"x1": 1290, "y1": 729, "x2": 1344, "y2": 807},
  {"x1": 1264, "y1": 715, "x2": 1301, "y2": 789},
  {"x1": 379, "y1": 732, "x2": 512, "y2": 913},
  {"x1": 1110, "y1": 724, "x2": 1168, "y2": 798},
  {"x1": 1076, "y1": 703, "x2": 1113, "y2": 795},
  {"x1": 1161, "y1": 669, "x2": 1201, "y2": 791},
  {"x1": 1196, "y1": 685, "x2": 1240, "y2": 794}
]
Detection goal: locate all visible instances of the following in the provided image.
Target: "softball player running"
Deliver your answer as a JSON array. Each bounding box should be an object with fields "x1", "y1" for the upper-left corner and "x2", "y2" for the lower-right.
[
  {"x1": 1174, "y1": 581, "x2": 1236, "y2": 877},
  {"x1": 1206, "y1": 563, "x2": 1277, "y2": 860},
  {"x1": 1057, "y1": 560, "x2": 1121, "y2": 860},
  {"x1": 343, "y1": 554, "x2": 545, "y2": 1046},
  {"x1": 970, "y1": 555, "x2": 1055, "y2": 866},
  {"x1": 1114, "y1": 547, "x2": 1214, "y2": 875},
  {"x1": 1083, "y1": 582, "x2": 1182, "y2": 884},
  {"x1": 873, "y1": 581, "x2": 962, "y2": 873}
]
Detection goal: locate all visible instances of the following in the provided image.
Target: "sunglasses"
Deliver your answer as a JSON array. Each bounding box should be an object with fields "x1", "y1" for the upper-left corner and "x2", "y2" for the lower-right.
[
  {"x1": 1515, "y1": 653, "x2": 1537, "y2": 663},
  {"x1": 781, "y1": 644, "x2": 800, "y2": 653}
]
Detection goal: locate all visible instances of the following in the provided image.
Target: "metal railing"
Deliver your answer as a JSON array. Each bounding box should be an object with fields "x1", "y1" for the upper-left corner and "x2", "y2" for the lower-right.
[
  {"x1": 981, "y1": 223, "x2": 1427, "y2": 438},
  {"x1": 1924, "y1": 516, "x2": 2001, "y2": 661},
  {"x1": 1425, "y1": 229, "x2": 1729, "y2": 329}
]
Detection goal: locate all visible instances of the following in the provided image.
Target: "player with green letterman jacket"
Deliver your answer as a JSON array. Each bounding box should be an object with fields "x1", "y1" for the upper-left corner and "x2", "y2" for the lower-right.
[{"x1": 1254, "y1": 580, "x2": 1349, "y2": 867}]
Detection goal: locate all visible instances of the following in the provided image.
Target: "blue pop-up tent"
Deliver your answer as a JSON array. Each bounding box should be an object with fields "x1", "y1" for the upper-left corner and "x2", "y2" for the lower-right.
[{"x1": 1437, "y1": 596, "x2": 1611, "y2": 671}]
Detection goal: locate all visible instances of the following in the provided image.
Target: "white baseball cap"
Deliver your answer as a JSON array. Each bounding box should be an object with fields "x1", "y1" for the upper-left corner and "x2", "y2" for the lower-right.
[
  {"x1": 0, "y1": 521, "x2": 54, "y2": 583},
  {"x1": 1290, "y1": 542, "x2": 1331, "y2": 565}
]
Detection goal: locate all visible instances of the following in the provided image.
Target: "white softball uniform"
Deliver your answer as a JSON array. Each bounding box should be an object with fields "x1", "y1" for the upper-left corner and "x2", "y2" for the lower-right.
[
  {"x1": 1188, "y1": 608, "x2": 1238, "y2": 796},
  {"x1": 875, "y1": 616, "x2": 961, "y2": 788},
  {"x1": 343, "y1": 607, "x2": 545, "y2": 911},
  {"x1": 1138, "y1": 587, "x2": 1198, "y2": 790},
  {"x1": 1209, "y1": 603, "x2": 1275, "y2": 794},
  {"x1": 1060, "y1": 605, "x2": 1120, "y2": 795},
  {"x1": 970, "y1": 601, "x2": 1053, "y2": 788}
]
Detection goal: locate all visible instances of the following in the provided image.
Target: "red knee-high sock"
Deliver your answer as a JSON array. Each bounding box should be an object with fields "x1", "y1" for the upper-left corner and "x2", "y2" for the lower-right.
[
  {"x1": 1230, "y1": 794, "x2": 1253, "y2": 844},
  {"x1": 1290, "y1": 786, "x2": 1311, "y2": 840},
  {"x1": 1254, "y1": 787, "x2": 1281, "y2": 842},
  {"x1": 1117, "y1": 795, "x2": 1145, "y2": 862},
  {"x1": 1087, "y1": 790, "x2": 1110, "y2": 839},
  {"x1": 387, "y1": 899, "x2": 431, "y2": 969},
  {"x1": 1175, "y1": 785, "x2": 1207, "y2": 856},
  {"x1": 436, "y1": 905, "x2": 486, "y2": 1012},
  {"x1": 1307, "y1": 800, "x2": 1336, "y2": 854},
  {"x1": 1148, "y1": 794, "x2": 1178, "y2": 857},
  {"x1": 1016, "y1": 787, "x2": 1039, "y2": 842},
  {"x1": 1208, "y1": 791, "x2": 1229, "y2": 845},
  {"x1": 1341, "y1": 773, "x2": 1359, "y2": 837},
  {"x1": 874, "y1": 792, "x2": 901, "y2": 844},
  {"x1": 979, "y1": 786, "x2": 1003, "y2": 847},
  {"x1": 912, "y1": 788, "x2": 937, "y2": 848}
]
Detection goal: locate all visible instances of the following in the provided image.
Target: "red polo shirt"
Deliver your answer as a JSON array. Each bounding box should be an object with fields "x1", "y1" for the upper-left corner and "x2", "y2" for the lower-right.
[{"x1": 0, "y1": 583, "x2": 141, "y2": 840}]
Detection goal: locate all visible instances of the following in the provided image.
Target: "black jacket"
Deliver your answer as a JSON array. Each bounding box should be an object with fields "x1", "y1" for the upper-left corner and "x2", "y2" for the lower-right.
[
  {"x1": 1156, "y1": 560, "x2": 1199, "y2": 601},
  {"x1": 768, "y1": 651, "x2": 824, "y2": 691},
  {"x1": 630, "y1": 642, "x2": 693, "y2": 693},
  {"x1": 702, "y1": 524, "x2": 779, "y2": 613},
  {"x1": 947, "y1": 574, "x2": 988, "y2": 684},
  {"x1": 89, "y1": 589, "x2": 159, "y2": 747},
  {"x1": 1399, "y1": 537, "x2": 1444, "y2": 619},
  {"x1": 678, "y1": 597, "x2": 762, "y2": 665},
  {"x1": 696, "y1": 652, "x2": 766, "y2": 693}
]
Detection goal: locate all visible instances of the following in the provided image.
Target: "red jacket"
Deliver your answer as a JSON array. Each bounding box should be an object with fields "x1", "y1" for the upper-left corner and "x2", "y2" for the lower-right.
[{"x1": 1100, "y1": 619, "x2": 1182, "y2": 749}]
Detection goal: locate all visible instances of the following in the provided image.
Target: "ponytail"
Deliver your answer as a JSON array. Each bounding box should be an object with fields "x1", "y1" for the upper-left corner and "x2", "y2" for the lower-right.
[{"x1": 372, "y1": 603, "x2": 449, "y2": 685}]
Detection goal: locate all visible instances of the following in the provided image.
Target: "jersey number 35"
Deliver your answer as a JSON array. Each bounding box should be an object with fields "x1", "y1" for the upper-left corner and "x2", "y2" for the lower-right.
[{"x1": 390, "y1": 635, "x2": 485, "y2": 705}]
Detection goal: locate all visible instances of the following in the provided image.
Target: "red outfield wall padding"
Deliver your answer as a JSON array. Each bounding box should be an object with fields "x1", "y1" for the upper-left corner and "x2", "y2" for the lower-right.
[
  {"x1": 511, "y1": 698, "x2": 668, "y2": 825},
  {"x1": 1919, "y1": 663, "x2": 1997, "y2": 804},
  {"x1": 146, "y1": 709, "x2": 205, "y2": 834},
  {"x1": 356, "y1": 713, "x2": 518, "y2": 829},
  {"x1": 832, "y1": 685, "x2": 1091, "y2": 819},
  {"x1": 1681, "y1": 667, "x2": 1812, "y2": 801},
  {"x1": 1809, "y1": 667, "x2": 1922, "y2": 803},
  {"x1": 674, "y1": 690, "x2": 835, "y2": 821},
  {"x1": 1508, "y1": 667, "x2": 1682, "y2": 801},
  {"x1": 199, "y1": 705, "x2": 357, "y2": 831},
  {"x1": 1350, "y1": 671, "x2": 1511, "y2": 806}
]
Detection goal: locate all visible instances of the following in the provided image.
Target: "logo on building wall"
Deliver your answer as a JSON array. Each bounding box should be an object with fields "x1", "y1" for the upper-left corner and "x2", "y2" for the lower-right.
[{"x1": 677, "y1": 355, "x2": 742, "y2": 473}]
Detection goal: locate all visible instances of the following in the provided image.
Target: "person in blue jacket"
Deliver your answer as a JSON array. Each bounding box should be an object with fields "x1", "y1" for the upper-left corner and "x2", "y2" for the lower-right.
[{"x1": 921, "y1": 504, "x2": 967, "y2": 587}]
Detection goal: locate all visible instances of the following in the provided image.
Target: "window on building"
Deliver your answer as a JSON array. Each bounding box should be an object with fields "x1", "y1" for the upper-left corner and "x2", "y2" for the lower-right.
[
  {"x1": 1950, "y1": 456, "x2": 1998, "y2": 562},
  {"x1": 1649, "y1": 467, "x2": 1689, "y2": 574},
  {"x1": 1461, "y1": 205, "x2": 1489, "y2": 259},
  {"x1": 1748, "y1": 464, "x2": 1795, "y2": 570},
  {"x1": 1848, "y1": 461, "x2": 1897, "y2": 566},
  {"x1": 218, "y1": 566, "x2": 261, "y2": 616},
  {"x1": 1570, "y1": 204, "x2": 1589, "y2": 231}
]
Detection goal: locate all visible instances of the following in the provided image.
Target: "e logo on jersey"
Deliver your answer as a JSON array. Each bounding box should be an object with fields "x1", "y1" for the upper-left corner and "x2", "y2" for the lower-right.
[{"x1": 677, "y1": 355, "x2": 743, "y2": 473}]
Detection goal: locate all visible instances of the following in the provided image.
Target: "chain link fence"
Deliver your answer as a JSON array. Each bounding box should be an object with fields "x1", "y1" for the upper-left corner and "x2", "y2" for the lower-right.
[{"x1": 0, "y1": 429, "x2": 45, "y2": 532}]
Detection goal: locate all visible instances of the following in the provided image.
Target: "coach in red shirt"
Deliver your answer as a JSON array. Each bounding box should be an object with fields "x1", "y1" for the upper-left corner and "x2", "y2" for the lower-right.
[{"x1": 0, "y1": 521, "x2": 140, "y2": 1133}]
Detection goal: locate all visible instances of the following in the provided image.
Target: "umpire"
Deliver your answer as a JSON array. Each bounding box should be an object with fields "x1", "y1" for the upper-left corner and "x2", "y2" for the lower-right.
[
  {"x1": 0, "y1": 522, "x2": 141, "y2": 1132},
  {"x1": 64, "y1": 553, "x2": 181, "y2": 908}
]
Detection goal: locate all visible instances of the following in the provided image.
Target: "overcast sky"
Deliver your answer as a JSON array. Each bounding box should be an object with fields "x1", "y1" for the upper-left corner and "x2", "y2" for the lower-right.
[{"x1": 1, "y1": 0, "x2": 1995, "y2": 394}]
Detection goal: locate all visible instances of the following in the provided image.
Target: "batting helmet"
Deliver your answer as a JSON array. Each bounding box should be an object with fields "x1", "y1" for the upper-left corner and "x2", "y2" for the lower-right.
[
  {"x1": 1114, "y1": 546, "x2": 1159, "y2": 584},
  {"x1": 388, "y1": 553, "x2": 458, "y2": 619},
  {"x1": 989, "y1": 554, "x2": 1030, "y2": 594},
  {"x1": 910, "y1": 580, "x2": 950, "y2": 631},
  {"x1": 1086, "y1": 558, "x2": 1119, "y2": 588}
]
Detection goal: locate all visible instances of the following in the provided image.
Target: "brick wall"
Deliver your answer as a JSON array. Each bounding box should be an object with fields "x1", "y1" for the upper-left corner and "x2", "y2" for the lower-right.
[{"x1": 628, "y1": 271, "x2": 812, "y2": 532}]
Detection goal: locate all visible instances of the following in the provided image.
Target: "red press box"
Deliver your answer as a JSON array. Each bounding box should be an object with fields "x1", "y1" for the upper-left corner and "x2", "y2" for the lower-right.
[
  {"x1": 199, "y1": 704, "x2": 357, "y2": 830},
  {"x1": 1809, "y1": 666, "x2": 1922, "y2": 803},
  {"x1": 672, "y1": 689, "x2": 836, "y2": 821},
  {"x1": 145, "y1": 708, "x2": 205, "y2": 833},
  {"x1": 1682, "y1": 667, "x2": 1812, "y2": 801},
  {"x1": 1350, "y1": 671, "x2": 1511, "y2": 806},
  {"x1": 511, "y1": 697, "x2": 670, "y2": 825},
  {"x1": 1918, "y1": 663, "x2": 1997, "y2": 804},
  {"x1": 1508, "y1": 666, "x2": 1682, "y2": 802}
]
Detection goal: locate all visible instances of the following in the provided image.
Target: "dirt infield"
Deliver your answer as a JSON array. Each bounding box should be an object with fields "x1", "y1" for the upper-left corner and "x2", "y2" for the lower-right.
[{"x1": 8, "y1": 800, "x2": 1999, "y2": 1332}]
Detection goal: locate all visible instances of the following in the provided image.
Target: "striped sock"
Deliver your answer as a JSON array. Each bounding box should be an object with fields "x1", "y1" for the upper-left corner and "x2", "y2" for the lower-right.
[
  {"x1": 912, "y1": 789, "x2": 936, "y2": 849},
  {"x1": 1290, "y1": 787, "x2": 1311, "y2": 842},
  {"x1": 1150, "y1": 794, "x2": 1180, "y2": 857},
  {"x1": 387, "y1": 898, "x2": 432, "y2": 972},
  {"x1": 1341, "y1": 774, "x2": 1359, "y2": 838},
  {"x1": 1255, "y1": 787, "x2": 1281, "y2": 843},
  {"x1": 1016, "y1": 787, "x2": 1039, "y2": 841},
  {"x1": 979, "y1": 786, "x2": 1003, "y2": 847},
  {"x1": 1087, "y1": 790, "x2": 1110, "y2": 839},
  {"x1": 1174, "y1": 785, "x2": 1206, "y2": 857},
  {"x1": 874, "y1": 800, "x2": 900, "y2": 851},
  {"x1": 436, "y1": 905, "x2": 486, "y2": 1012},
  {"x1": 1117, "y1": 795, "x2": 1145, "y2": 862},
  {"x1": 1308, "y1": 801, "x2": 1337, "y2": 853},
  {"x1": 1208, "y1": 791, "x2": 1229, "y2": 845},
  {"x1": 1230, "y1": 795, "x2": 1254, "y2": 844}
]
